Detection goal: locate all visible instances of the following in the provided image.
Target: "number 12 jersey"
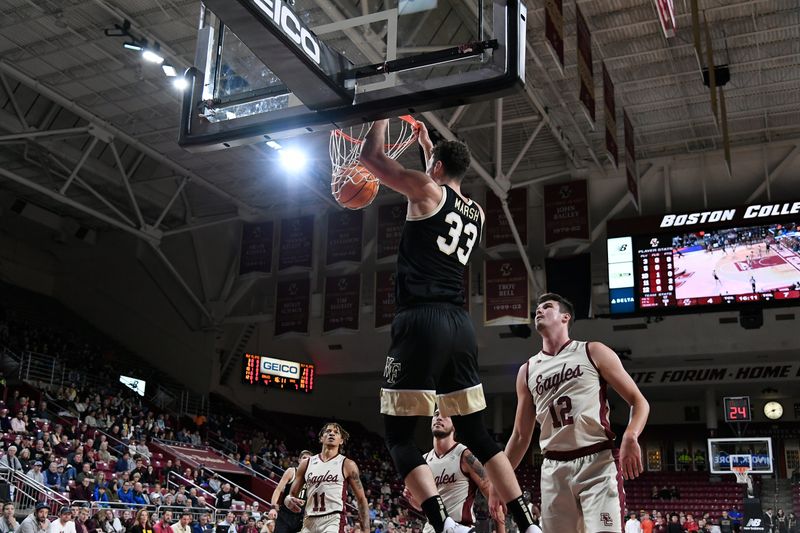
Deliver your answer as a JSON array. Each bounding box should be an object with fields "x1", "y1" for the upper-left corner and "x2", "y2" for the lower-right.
[{"x1": 396, "y1": 185, "x2": 483, "y2": 308}]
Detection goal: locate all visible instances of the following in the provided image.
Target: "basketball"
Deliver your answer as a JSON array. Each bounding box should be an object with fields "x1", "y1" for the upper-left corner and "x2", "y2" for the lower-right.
[{"x1": 334, "y1": 164, "x2": 380, "y2": 209}]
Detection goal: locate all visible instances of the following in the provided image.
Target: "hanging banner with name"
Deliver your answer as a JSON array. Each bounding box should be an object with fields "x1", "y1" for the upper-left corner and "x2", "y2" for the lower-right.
[
  {"x1": 323, "y1": 274, "x2": 360, "y2": 332},
  {"x1": 628, "y1": 362, "x2": 800, "y2": 387},
  {"x1": 326, "y1": 210, "x2": 363, "y2": 265},
  {"x1": 374, "y1": 270, "x2": 397, "y2": 329},
  {"x1": 654, "y1": 0, "x2": 676, "y2": 38},
  {"x1": 486, "y1": 188, "x2": 528, "y2": 248},
  {"x1": 576, "y1": 6, "x2": 595, "y2": 125},
  {"x1": 377, "y1": 203, "x2": 406, "y2": 260},
  {"x1": 239, "y1": 221, "x2": 274, "y2": 275},
  {"x1": 279, "y1": 215, "x2": 314, "y2": 270},
  {"x1": 544, "y1": 0, "x2": 564, "y2": 73},
  {"x1": 484, "y1": 258, "x2": 530, "y2": 326},
  {"x1": 603, "y1": 63, "x2": 619, "y2": 168},
  {"x1": 624, "y1": 111, "x2": 640, "y2": 212},
  {"x1": 274, "y1": 277, "x2": 310, "y2": 336},
  {"x1": 543, "y1": 180, "x2": 590, "y2": 245}
]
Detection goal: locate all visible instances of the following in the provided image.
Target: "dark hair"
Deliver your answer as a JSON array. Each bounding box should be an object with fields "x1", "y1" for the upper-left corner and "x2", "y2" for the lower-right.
[
  {"x1": 432, "y1": 140, "x2": 470, "y2": 181},
  {"x1": 536, "y1": 292, "x2": 575, "y2": 328},
  {"x1": 318, "y1": 423, "x2": 349, "y2": 444}
]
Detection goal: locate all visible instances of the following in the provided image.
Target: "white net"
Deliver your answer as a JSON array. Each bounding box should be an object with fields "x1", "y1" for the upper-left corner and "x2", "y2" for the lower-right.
[
  {"x1": 732, "y1": 467, "x2": 750, "y2": 484},
  {"x1": 329, "y1": 116, "x2": 418, "y2": 208}
]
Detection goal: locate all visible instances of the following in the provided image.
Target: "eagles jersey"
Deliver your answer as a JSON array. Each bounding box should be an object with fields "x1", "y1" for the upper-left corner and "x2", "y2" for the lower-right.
[
  {"x1": 304, "y1": 454, "x2": 346, "y2": 516},
  {"x1": 526, "y1": 340, "x2": 615, "y2": 456},
  {"x1": 396, "y1": 185, "x2": 483, "y2": 308},
  {"x1": 424, "y1": 443, "x2": 477, "y2": 525}
]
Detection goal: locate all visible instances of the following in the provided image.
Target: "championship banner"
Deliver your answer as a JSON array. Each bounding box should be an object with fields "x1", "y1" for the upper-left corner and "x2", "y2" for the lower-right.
[
  {"x1": 326, "y1": 210, "x2": 363, "y2": 265},
  {"x1": 603, "y1": 63, "x2": 619, "y2": 168},
  {"x1": 156, "y1": 443, "x2": 250, "y2": 475},
  {"x1": 543, "y1": 180, "x2": 590, "y2": 244},
  {"x1": 484, "y1": 258, "x2": 530, "y2": 326},
  {"x1": 274, "y1": 277, "x2": 310, "y2": 336},
  {"x1": 624, "y1": 111, "x2": 640, "y2": 212},
  {"x1": 486, "y1": 188, "x2": 528, "y2": 248},
  {"x1": 654, "y1": 0, "x2": 676, "y2": 38},
  {"x1": 239, "y1": 221, "x2": 274, "y2": 275},
  {"x1": 278, "y1": 215, "x2": 314, "y2": 270},
  {"x1": 377, "y1": 203, "x2": 406, "y2": 259},
  {"x1": 544, "y1": 0, "x2": 564, "y2": 73},
  {"x1": 374, "y1": 270, "x2": 397, "y2": 329},
  {"x1": 323, "y1": 274, "x2": 360, "y2": 332},
  {"x1": 576, "y1": 6, "x2": 595, "y2": 125},
  {"x1": 629, "y1": 362, "x2": 800, "y2": 387}
]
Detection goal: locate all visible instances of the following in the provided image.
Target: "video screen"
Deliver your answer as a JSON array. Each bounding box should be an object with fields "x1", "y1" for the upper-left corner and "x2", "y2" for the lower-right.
[{"x1": 119, "y1": 375, "x2": 146, "y2": 396}]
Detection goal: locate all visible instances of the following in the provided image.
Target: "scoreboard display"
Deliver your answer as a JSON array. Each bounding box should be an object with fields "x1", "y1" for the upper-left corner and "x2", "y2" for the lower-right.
[
  {"x1": 607, "y1": 200, "x2": 800, "y2": 316},
  {"x1": 723, "y1": 396, "x2": 751, "y2": 422},
  {"x1": 244, "y1": 353, "x2": 315, "y2": 393}
]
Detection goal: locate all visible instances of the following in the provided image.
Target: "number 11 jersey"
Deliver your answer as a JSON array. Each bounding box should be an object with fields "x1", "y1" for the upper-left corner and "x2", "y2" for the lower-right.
[
  {"x1": 396, "y1": 185, "x2": 483, "y2": 309},
  {"x1": 304, "y1": 454, "x2": 346, "y2": 517},
  {"x1": 526, "y1": 340, "x2": 616, "y2": 458}
]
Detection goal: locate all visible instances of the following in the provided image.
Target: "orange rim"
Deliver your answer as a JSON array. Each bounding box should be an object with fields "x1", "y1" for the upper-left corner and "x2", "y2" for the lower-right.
[{"x1": 332, "y1": 115, "x2": 418, "y2": 147}]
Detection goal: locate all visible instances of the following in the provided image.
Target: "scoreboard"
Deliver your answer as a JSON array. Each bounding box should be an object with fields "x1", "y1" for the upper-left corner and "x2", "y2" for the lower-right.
[{"x1": 244, "y1": 353, "x2": 315, "y2": 393}]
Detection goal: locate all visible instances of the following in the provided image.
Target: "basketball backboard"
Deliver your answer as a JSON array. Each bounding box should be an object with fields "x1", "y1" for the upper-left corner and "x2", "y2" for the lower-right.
[
  {"x1": 708, "y1": 437, "x2": 773, "y2": 475},
  {"x1": 179, "y1": 0, "x2": 526, "y2": 151}
]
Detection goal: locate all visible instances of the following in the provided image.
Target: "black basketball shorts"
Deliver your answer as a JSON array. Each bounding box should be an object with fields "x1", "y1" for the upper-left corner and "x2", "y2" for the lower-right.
[
  {"x1": 275, "y1": 507, "x2": 304, "y2": 533},
  {"x1": 380, "y1": 303, "x2": 486, "y2": 417}
]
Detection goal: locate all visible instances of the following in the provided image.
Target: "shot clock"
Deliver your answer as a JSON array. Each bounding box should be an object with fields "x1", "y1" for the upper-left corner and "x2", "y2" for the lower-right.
[{"x1": 723, "y1": 396, "x2": 751, "y2": 422}]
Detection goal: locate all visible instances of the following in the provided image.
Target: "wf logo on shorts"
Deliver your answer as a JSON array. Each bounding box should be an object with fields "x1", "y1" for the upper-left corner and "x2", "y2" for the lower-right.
[
  {"x1": 384, "y1": 357, "x2": 401, "y2": 384},
  {"x1": 600, "y1": 513, "x2": 613, "y2": 527}
]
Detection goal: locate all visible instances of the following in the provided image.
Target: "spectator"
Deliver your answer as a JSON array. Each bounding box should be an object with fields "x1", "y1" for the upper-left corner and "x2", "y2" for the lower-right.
[
  {"x1": 129, "y1": 510, "x2": 153, "y2": 533},
  {"x1": 669, "y1": 486, "x2": 680, "y2": 500},
  {"x1": 238, "y1": 518, "x2": 257, "y2": 533},
  {"x1": 44, "y1": 462, "x2": 67, "y2": 491},
  {"x1": 18, "y1": 502, "x2": 49, "y2": 533},
  {"x1": 641, "y1": 512, "x2": 653, "y2": 533},
  {"x1": 250, "y1": 503, "x2": 261, "y2": 522},
  {"x1": 154, "y1": 512, "x2": 173, "y2": 533},
  {"x1": 653, "y1": 517, "x2": 667, "y2": 533},
  {"x1": 74, "y1": 508, "x2": 90, "y2": 533},
  {"x1": 666, "y1": 515, "x2": 683, "y2": 533},
  {"x1": 171, "y1": 514, "x2": 192, "y2": 533},
  {"x1": 94, "y1": 484, "x2": 110, "y2": 506},
  {"x1": 192, "y1": 515, "x2": 213, "y2": 533},
  {"x1": 54, "y1": 436, "x2": 72, "y2": 458},
  {"x1": 658, "y1": 486, "x2": 671, "y2": 500},
  {"x1": 685, "y1": 514, "x2": 699, "y2": 532},
  {"x1": 216, "y1": 484, "x2": 233, "y2": 510},
  {"x1": 70, "y1": 477, "x2": 93, "y2": 502},
  {"x1": 11, "y1": 412, "x2": 27, "y2": 434},
  {"x1": 777, "y1": 509, "x2": 787, "y2": 533},
  {"x1": 118, "y1": 481, "x2": 135, "y2": 505},
  {"x1": 97, "y1": 442, "x2": 112, "y2": 463},
  {"x1": 132, "y1": 482, "x2": 148, "y2": 506},
  {"x1": 76, "y1": 463, "x2": 93, "y2": 484},
  {"x1": 115, "y1": 453, "x2": 132, "y2": 473},
  {"x1": 25, "y1": 460, "x2": 46, "y2": 485},
  {"x1": 216, "y1": 513, "x2": 236, "y2": 533},
  {"x1": 47, "y1": 508, "x2": 75, "y2": 533},
  {"x1": 208, "y1": 473, "x2": 221, "y2": 494},
  {"x1": 0, "y1": 446, "x2": 23, "y2": 471},
  {"x1": 0, "y1": 503, "x2": 19, "y2": 533}
]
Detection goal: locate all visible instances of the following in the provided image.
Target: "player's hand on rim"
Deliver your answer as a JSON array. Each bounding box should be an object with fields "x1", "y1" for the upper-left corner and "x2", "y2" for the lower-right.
[
  {"x1": 619, "y1": 433, "x2": 644, "y2": 480},
  {"x1": 414, "y1": 121, "x2": 433, "y2": 153}
]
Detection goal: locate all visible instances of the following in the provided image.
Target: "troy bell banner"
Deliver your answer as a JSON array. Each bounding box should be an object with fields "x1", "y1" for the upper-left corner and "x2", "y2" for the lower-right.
[{"x1": 484, "y1": 258, "x2": 530, "y2": 326}]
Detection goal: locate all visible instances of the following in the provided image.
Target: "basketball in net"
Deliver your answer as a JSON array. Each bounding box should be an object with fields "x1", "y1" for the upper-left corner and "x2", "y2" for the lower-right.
[{"x1": 330, "y1": 116, "x2": 419, "y2": 210}]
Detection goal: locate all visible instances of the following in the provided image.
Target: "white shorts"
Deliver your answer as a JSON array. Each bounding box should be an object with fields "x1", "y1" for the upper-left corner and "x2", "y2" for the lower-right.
[
  {"x1": 300, "y1": 513, "x2": 345, "y2": 533},
  {"x1": 540, "y1": 449, "x2": 624, "y2": 533}
]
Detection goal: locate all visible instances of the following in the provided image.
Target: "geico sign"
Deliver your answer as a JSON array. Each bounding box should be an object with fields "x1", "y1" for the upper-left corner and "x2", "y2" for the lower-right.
[
  {"x1": 260, "y1": 356, "x2": 301, "y2": 379},
  {"x1": 251, "y1": 0, "x2": 321, "y2": 65}
]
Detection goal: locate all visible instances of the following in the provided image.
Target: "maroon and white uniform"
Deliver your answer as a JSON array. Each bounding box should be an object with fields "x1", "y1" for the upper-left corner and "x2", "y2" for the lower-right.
[
  {"x1": 527, "y1": 340, "x2": 624, "y2": 533},
  {"x1": 421, "y1": 443, "x2": 477, "y2": 533},
  {"x1": 301, "y1": 454, "x2": 347, "y2": 533}
]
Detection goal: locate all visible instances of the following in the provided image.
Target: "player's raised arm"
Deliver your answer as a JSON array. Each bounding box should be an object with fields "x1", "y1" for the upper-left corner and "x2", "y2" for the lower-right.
[
  {"x1": 344, "y1": 459, "x2": 370, "y2": 533},
  {"x1": 359, "y1": 119, "x2": 439, "y2": 204},
  {"x1": 505, "y1": 363, "x2": 536, "y2": 470},
  {"x1": 588, "y1": 341, "x2": 650, "y2": 480},
  {"x1": 284, "y1": 457, "x2": 310, "y2": 512}
]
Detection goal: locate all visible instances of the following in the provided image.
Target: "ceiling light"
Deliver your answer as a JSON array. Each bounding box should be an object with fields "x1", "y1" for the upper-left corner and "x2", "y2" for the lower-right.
[
  {"x1": 265, "y1": 140, "x2": 282, "y2": 150},
  {"x1": 142, "y1": 48, "x2": 165, "y2": 65},
  {"x1": 161, "y1": 64, "x2": 177, "y2": 77},
  {"x1": 279, "y1": 147, "x2": 307, "y2": 171},
  {"x1": 172, "y1": 77, "x2": 189, "y2": 91},
  {"x1": 123, "y1": 41, "x2": 144, "y2": 52}
]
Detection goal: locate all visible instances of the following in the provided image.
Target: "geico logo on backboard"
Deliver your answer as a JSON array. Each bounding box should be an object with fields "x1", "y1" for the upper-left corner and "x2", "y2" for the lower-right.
[
  {"x1": 260, "y1": 356, "x2": 301, "y2": 379},
  {"x1": 251, "y1": 0, "x2": 322, "y2": 65}
]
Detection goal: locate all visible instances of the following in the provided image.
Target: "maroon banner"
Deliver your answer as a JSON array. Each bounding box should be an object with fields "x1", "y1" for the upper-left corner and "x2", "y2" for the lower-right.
[
  {"x1": 274, "y1": 277, "x2": 310, "y2": 336},
  {"x1": 543, "y1": 180, "x2": 590, "y2": 244},
  {"x1": 484, "y1": 259, "x2": 530, "y2": 326},
  {"x1": 485, "y1": 188, "x2": 527, "y2": 248},
  {"x1": 377, "y1": 203, "x2": 406, "y2": 259},
  {"x1": 576, "y1": 6, "x2": 595, "y2": 124},
  {"x1": 603, "y1": 63, "x2": 619, "y2": 168},
  {"x1": 279, "y1": 215, "x2": 314, "y2": 270},
  {"x1": 156, "y1": 443, "x2": 250, "y2": 475},
  {"x1": 239, "y1": 222, "x2": 274, "y2": 275},
  {"x1": 374, "y1": 270, "x2": 397, "y2": 329},
  {"x1": 654, "y1": 0, "x2": 676, "y2": 38},
  {"x1": 323, "y1": 274, "x2": 360, "y2": 332},
  {"x1": 624, "y1": 111, "x2": 640, "y2": 212},
  {"x1": 544, "y1": 0, "x2": 564, "y2": 72},
  {"x1": 326, "y1": 210, "x2": 363, "y2": 265}
]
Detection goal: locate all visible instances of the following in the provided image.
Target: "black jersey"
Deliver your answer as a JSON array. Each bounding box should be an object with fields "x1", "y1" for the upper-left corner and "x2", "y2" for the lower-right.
[
  {"x1": 280, "y1": 469, "x2": 306, "y2": 514},
  {"x1": 396, "y1": 185, "x2": 483, "y2": 308}
]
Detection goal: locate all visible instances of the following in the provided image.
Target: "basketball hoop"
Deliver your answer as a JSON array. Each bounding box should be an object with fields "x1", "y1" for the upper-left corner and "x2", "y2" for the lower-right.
[
  {"x1": 732, "y1": 466, "x2": 750, "y2": 484},
  {"x1": 329, "y1": 116, "x2": 419, "y2": 208}
]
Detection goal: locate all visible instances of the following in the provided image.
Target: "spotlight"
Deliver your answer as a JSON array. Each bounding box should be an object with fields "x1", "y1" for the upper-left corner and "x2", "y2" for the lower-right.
[
  {"x1": 161, "y1": 63, "x2": 177, "y2": 77},
  {"x1": 279, "y1": 147, "x2": 307, "y2": 171},
  {"x1": 123, "y1": 41, "x2": 144, "y2": 52},
  {"x1": 172, "y1": 77, "x2": 189, "y2": 91},
  {"x1": 265, "y1": 140, "x2": 283, "y2": 150},
  {"x1": 142, "y1": 48, "x2": 165, "y2": 64}
]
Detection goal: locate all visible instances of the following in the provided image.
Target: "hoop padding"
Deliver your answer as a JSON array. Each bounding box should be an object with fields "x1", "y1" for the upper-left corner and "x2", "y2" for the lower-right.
[{"x1": 330, "y1": 116, "x2": 418, "y2": 207}]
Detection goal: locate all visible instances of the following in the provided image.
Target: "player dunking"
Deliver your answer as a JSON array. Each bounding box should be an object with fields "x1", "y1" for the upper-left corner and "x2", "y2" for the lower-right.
[
  {"x1": 360, "y1": 120, "x2": 536, "y2": 533},
  {"x1": 271, "y1": 450, "x2": 313, "y2": 533},
  {"x1": 285, "y1": 424, "x2": 369, "y2": 533},
  {"x1": 501, "y1": 293, "x2": 650, "y2": 533}
]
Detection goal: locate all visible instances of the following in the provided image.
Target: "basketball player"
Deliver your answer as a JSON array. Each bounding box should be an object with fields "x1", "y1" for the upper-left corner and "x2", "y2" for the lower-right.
[
  {"x1": 359, "y1": 120, "x2": 536, "y2": 533},
  {"x1": 284, "y1": 424, "x2": 369, "y2": 533},
  {"x1": 499, "y1": 293, "x2": 650, "y2": 533},
  {"x1": 270, "y1": 450, "x2": 313, "y2": 533},
  {"x1": 403, "y1": 410, "x2": 508, "y2": 533}
]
